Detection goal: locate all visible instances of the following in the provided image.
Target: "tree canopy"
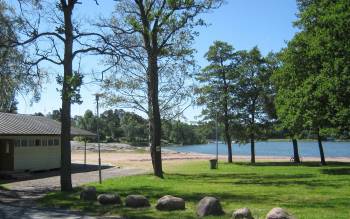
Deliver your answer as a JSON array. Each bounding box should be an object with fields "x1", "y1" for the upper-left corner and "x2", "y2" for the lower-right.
[
  {"x1": 273, "y1": 0, "x2": 350, "y2": 165},
  {"x1": 0, "y1": 1, "x2": 42, "y2": 112}
]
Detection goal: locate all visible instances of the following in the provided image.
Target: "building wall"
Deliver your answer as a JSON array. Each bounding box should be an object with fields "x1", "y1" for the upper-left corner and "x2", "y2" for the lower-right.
[{"x1": 0, "y1": 136, "x2": 61, "y2": 171}]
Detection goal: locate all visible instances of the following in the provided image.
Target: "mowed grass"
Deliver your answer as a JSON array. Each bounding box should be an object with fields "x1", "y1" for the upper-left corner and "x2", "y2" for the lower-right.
[{"x1": 40, "y1": 161, "x2": 350, "y2": 219}]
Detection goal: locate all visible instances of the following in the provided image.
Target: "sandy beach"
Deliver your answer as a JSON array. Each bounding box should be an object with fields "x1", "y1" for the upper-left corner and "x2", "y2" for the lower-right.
[{"x1": 71, "y1": 141, "x2": 350, "y2": 170}]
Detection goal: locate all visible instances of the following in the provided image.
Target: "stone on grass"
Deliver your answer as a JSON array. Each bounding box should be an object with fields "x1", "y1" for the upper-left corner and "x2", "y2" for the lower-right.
[
  {"x1": 125, "y1": 195, "x2": 150, "y2": 208},
  {"x1": 99, "y1": 216, "x2": 125, "y2": 219},
  {"x1": 196, "y1": 196, "x2": 224, "y2": 217},
  {"x1": 97, "y1": 193, "x2": 122, "y2": 205},
  {"x1": 266, "y1": 207, "x2": 295, "y2": 219},
  {"x1": 156, "y1": 195, "x2": 185, "y2": 211},
  {"x1": 232, "y1": 207, "x2": 254, "y2": 219},
  {"x1": 80, "y1": 186, "x2": 97, "y2": 201}
]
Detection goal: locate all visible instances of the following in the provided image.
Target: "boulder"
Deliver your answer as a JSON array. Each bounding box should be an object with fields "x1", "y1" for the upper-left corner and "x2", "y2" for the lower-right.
[
  {"x1": 156, "y1": 195, "x2": 185, "y2": 211},
  {"x1": 125, "y1": 195, "x2": 150, "y2": 208},
  {"x1": 196, "y1": 196, "x2": 224, "y2": 217},
  {"x1": 99, "y1": 217, "x2": 125, "y2": 219},
  {"x1": 266, "y1": 207, "x2": 295, "y2": 219},
  {"x1": 232, "y1": 207, "x2": 254, "y2": 219},
  {"x1": 97, "y1": 193, "x2": 122, "y2": 205},
  {"x1": 80, "y1": 186, "x2": 97, "y2": 201}
]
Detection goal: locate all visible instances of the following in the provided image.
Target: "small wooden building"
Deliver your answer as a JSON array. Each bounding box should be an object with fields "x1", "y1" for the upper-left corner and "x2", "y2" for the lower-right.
[{"x1": 0, "y1": 112, "x2": 95, "y2": 171}]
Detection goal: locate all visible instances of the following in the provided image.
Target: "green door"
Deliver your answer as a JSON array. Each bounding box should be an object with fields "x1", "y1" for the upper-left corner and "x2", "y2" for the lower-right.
[{"x1": 0, "y1": 139, "x2": 14, "y2": 171}]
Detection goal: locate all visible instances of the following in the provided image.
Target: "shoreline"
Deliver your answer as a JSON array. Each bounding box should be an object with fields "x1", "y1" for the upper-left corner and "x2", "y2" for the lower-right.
[
  {"x1": 71, "y1": 148, "x2": 350, "y2": 171},
  {"x1": 70, "y1": 141, "x2": 350, "y2": 170}
]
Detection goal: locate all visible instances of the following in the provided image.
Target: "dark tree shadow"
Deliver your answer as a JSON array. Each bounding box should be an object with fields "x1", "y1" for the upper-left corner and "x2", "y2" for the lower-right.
[
  {"x1": 322, "y1": 168, "x2": 350, "y2": 175},
  {"x1": 0, "y1": 163, "x2": 114, "y2": 184},
  {"x1": 234, "y1": 161, "x2": 350, "y2": 167}
]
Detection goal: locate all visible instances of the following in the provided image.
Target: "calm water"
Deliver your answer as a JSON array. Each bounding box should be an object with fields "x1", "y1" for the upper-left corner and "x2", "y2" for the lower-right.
[{"x1": 164, "y1": 141, "x2": 350, "y2": 158}]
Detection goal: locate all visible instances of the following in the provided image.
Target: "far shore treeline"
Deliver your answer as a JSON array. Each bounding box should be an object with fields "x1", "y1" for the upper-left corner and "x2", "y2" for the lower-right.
[{"x1": 29, "y1": 108, "x2": 350, "y2": 147}]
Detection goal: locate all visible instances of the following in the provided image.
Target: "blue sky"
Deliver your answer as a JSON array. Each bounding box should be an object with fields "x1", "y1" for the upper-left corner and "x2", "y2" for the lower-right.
[{"x1": 17, "y1": 0, "x2": 298, "y2": 122}]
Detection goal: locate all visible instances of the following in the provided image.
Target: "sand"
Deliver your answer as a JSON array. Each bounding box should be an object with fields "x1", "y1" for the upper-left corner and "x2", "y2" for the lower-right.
[{"x1": 71, "y1": 141, "x2": 350, "y2": 171}]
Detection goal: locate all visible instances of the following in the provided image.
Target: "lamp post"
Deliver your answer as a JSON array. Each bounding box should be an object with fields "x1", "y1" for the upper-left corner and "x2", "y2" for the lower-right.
[
  {"x1": 215, "y1": 111, "x2": 219, "y2": 169},
  {"x1": 95, "y1": 93, "x2": 102, "y2": 184}
]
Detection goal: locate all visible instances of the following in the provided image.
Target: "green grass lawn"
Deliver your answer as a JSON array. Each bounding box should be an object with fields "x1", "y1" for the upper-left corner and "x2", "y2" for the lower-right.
[{"x1": 40, "y1": 161, "x2": 350, "y2": 219}]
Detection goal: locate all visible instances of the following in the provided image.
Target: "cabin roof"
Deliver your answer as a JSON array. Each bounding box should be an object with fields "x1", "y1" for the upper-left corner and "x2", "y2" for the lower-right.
[{"x1": 0, "y1": 112, "x2": 96, "y2": 137}]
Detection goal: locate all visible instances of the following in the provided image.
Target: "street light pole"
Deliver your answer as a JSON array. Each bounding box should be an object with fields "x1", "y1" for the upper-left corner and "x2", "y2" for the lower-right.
[
  {"x1": 96, "y1": 94, "x2": 102, "y2": 184},
  {"x1": 215, "y1": 111, "x2": 219, "y2": 169}
]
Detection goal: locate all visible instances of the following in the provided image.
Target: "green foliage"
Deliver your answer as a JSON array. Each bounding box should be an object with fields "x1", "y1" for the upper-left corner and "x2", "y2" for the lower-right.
[
  {"x1": 273, "y1": 0, "x2": 350, "y2": 138},
  {"x1": 120, "y1": 112, "x2": 148, "y2": 145},
  {"x1": 103, "y1": 0, "x2": 223, "y2": 120},
  {"x1": 0, "y1": 1, "x2": 41, "y2": 112},
  {"x1": 162, "y1": 120, "x2": 205, "y2": 145},
  {"x1": 197, "y1": 41, "x2": 276, "y2": 145},
  {"x1": 100, "y1": 110, "x2": 124, "y2": 142},
  {"x1": 56, "y1": 71, "x2": 84, "y2": 104},
  {"x1": 231, "y1": 47, "x2": 276, "y2": 143},
  {"x1": 196, "y1": 41, "x2": 236, "y2": 120},
  {"x1": 70, "y1": 109, "x2": 211, "y2": 145},
  {"x1": 47, "y1": 109, "x2": 62, "y2": 122},
  {"x1": 40, "y1": 161, "x2": 350, "y2": 219}
]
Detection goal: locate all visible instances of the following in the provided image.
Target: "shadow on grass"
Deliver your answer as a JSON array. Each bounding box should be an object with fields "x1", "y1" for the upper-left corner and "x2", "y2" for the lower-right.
[
  {"x1": 167, "y1": 172, "x2": 334, "y2": 188},
  {"x1": 322, "y1": 168, "x2": 350, "y2": 175},
  {"x1": 234, "y1": 161, "x2": 350, "y2": 167},
  {"x1": 233, "y1": 178, "x2": 342, "y2": 187},
  {"x1": 39, "y1": 162, "x2": 350, "y2": 218},
  {"x1": 41, "y1": 186, "x2": 200, "y2": 218},
  {"x1": 0, "y1": 163, "x2": 114, "y2": 184}
]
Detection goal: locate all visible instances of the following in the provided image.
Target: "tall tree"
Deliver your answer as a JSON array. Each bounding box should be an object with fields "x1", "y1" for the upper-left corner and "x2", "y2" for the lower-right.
[
  {"x1": 274, "y1": 0, "x2": 350, "y2": 165},
  {"x1": 47, "y1": 109, "x2": 62, "y2": 122},
  {"x1": 233, "y1": 47, "x2": 274, "y2": 164},
  {"x1": 100, "y1": 109, "x2": 123, "y2": 141},
  {"x1": 101, "y1": 0, "x2": 223, "y2": 177},
  {"x1": 196, "y1": 41, "x2": 236, "y2": 163},
  {"x1": 10, "y1": 0, "x2": 105, "y2": 190},
  {"x1": 0, "y1": 1, "x2": 41, "y2": 112},
  {"x1": 120, "y1": 112, "x2": 148, "y2": 144}
]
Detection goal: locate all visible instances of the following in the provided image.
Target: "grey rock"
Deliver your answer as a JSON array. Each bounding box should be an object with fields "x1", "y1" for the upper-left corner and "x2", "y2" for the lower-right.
[
  {"x1": 232, "y1": 207, "x2": 254, "y2": 219},
  {"x1": 97, "y1": 193, "x2": 122, "y2": 205},
  {"x1": 266, "y1": 207, "x2": 295, "y2": 219},
  {"x1": 156, "y1": 195, "x2": 185, "y2": 211},
  {"x1": 196, "y1": 196, "x2": 224, "y2": 217},
  {"x1": 125, "y1": 195, "x2": 150, "y2": 208},
  {"x1": 98, "y1": 216, "x2": 126, "y2": 219},
  {"x1": 80, "y1": 186, "x2": 97, "y2": 201}
]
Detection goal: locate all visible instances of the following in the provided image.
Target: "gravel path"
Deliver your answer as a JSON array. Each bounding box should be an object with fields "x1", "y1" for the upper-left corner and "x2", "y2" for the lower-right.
[{"x1": 0, "y1": 165, "x2": 146, "y2": 219}]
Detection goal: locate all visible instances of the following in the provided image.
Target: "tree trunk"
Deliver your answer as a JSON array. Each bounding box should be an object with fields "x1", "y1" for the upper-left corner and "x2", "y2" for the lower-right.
[
  {"x1": 60, "y1": 3, "x2": 74, "y2": 192},
  {"x1": 222, "y1": 70, "x2": 232, "y2": 163},
  {"x1": 292, "y1": 138, "x2": 301, "y2": 163},
  {"x1": 317, "y1": 129, "x2": 326, "y2": 165},
  {"x1": 224, "y1": 121, "x2": 232, "y2": 163},
  {"x1": 148, "y1": 54, "x2": 163, "y2": 178},
  {"x1": 250, "y1": 104, "x2": 255, "y2": 164},
  {"x1": 250, "y1": 134, "x2": 255, "y2": 164}
]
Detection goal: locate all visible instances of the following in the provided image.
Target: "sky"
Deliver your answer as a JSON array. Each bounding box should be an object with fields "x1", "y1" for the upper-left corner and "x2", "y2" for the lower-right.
[{"x1": 17, "y1": 0, "x2": 298, "y2": 122}]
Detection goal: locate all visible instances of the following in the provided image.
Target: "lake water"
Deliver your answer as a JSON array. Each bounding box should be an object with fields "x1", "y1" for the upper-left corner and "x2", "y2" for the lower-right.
[{"x1": 164, "y1": 141, "x2": 350, "y2": 158}]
